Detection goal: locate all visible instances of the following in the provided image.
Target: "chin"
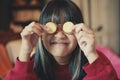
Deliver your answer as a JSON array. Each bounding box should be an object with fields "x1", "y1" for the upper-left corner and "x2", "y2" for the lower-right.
[{"x1": 50, "y1": 50, "x2": 70, "y2": 57}]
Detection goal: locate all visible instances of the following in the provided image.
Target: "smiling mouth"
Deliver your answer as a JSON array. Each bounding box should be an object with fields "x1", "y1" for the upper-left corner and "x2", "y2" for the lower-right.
[{"x1": 50, "y1": 41, "x2": 69, "y2": 45}]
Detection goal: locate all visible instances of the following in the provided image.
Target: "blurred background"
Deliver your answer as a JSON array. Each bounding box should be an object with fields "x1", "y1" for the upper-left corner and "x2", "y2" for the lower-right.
[{"x1": 0, "y1": 0, "x2": 120, "y2": 79}]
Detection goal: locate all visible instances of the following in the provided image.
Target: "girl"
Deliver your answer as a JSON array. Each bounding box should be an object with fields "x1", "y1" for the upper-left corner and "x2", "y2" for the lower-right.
[{"x1": 5, "y1": 0, "x2": 118, "y2": 80}]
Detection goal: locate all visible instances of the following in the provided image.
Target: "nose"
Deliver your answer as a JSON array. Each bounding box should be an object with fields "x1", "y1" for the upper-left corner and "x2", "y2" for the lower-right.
[
  {"x1": 54, "y1": 30, "x2": 66, "y2": 39},
  {"x1": 54, "y1": 24, "x2": 66, "y2": 38}
]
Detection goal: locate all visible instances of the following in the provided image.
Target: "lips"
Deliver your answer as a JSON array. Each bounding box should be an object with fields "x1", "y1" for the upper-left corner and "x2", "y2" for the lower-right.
[{"x1": 50, "y1": 41, "x2": 69, "y2": 45}]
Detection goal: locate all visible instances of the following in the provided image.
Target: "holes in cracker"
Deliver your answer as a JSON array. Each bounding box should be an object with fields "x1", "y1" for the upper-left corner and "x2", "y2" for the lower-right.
[
  {"x1": 45, "y1": 22, "x2": 57, "y2": 34},
  {"x1": 63, "y1": 21, "x2": 74, "y2": 33}
]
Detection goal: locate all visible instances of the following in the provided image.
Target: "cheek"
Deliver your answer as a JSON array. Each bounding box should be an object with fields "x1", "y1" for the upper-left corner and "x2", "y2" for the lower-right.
[
  {"x1": 69, "y1": 36, "x2": 78, "y2": 49},
  {"x1": 42, "y1": 34, "x2": 78, "y2": 56},
  {"x1": 42, "y1": 34, "x2": 51, "y2": 50}
]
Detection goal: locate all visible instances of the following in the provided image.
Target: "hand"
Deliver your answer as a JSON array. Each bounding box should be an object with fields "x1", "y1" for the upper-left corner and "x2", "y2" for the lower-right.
[
  {"x1": 19, "y1": 22, "x2": 47, "y2": 61},
  {"x1": 73, "y1": 23, "x2": 99, "y2": 63}
]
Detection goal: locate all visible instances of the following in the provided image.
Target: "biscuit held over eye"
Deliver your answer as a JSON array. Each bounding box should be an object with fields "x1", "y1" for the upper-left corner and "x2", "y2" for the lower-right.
[
  {"x1": 45, "y1": 22, "x2": 57, "y2": 34},
  {"x1": 63, "y1": 21, "x2": 74, "y2": 33}
]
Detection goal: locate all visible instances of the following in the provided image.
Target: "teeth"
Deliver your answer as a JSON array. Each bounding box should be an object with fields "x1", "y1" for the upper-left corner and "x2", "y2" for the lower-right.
[
  {"x1": 63, "y1": 21, "x2": 74, "y2": 33},
  {"x1": 45, "y1": 22, "x2": 57, "y2": 34}
]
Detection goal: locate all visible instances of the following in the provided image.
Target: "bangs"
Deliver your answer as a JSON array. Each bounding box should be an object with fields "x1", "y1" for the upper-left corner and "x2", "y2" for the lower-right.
[
  {"x1": 39, "y1": 0, "x2": 84, "y2": 25},
  {"x1": 45, "y1": 8, "x2": 76, "y2": 24}
]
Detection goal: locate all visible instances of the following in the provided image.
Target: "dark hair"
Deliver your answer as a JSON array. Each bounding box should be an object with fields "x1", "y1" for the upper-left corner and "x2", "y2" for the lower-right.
[
  {"x1": 34, "y1": 0, "x2": 88, "y2": 80},
  {"x1": 39, "y1": 0, "x2": 84, "y2": 24}
]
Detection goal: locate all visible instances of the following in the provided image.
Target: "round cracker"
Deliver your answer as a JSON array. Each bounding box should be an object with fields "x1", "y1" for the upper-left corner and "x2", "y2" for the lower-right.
[
  {"x1": 63, "y1": 21, "x2": 74, "y2": 33},
  {"x1": 45, "y1": 22, "x2": 57, "y2": 34}
]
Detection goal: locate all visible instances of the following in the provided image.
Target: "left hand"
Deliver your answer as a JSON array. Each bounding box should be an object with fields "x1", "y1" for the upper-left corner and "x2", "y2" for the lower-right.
[{"x1": 73, "y1": 23, "x2": 98, "y2": 63}]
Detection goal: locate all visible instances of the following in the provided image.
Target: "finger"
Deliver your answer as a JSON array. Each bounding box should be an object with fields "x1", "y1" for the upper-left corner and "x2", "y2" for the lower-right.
[
  {"x1": 30, "y1": 27, "x2": 43, "y2": 36},
  {"x1": 74, "y1": 26, "x2": 94, "y2": 41},
  {"x1": 30, "y1": 33, "x2": 39, "y2": 45},
  {"x1": 78, "y1": 33, "x2": 95, "y2": 47},
  {"x1": 37, "y1": 23, "x2": 50, "y2": 33},
  {"x1": 21, "y1": 29, "x2": 33, "y2": 38},
  {"x1": 29, "y1": 22, "x2": 45, "y2": 32},
  {"x1": 72, "y1": 23, "x2": 83, "y2": 34},
  {"x1": 24, "y1": 22, "x2": 45, "y2": 36},
  {"x1": 73, "y1": 23, "x2": 93, "y2": 34},
  {"x1": 79, "y1": 31, "x2": 95, "y2": 41},
  {"x1": 75, "y1": 30, "x2": 83, "y2": 41},
  {"x1": 79, "y1": 36, "x2": 91, "y2": 48},
  {"x1": 82, "y1": 24, "x2": 93, "y2": 34}
]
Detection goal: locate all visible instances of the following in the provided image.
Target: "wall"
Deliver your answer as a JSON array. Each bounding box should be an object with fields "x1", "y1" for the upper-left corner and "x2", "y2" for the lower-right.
[
  {"x1": 72, "y1": 0, "x2": 120, "y2": 55},
  {"x1": 90, "y1": 0, "x2": 120, "y2": 54}
]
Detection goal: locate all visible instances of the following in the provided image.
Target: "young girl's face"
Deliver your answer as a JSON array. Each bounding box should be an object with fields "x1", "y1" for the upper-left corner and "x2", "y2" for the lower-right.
[{"x1": 42, "y1": 23, "x2": 77, "y2": 57}]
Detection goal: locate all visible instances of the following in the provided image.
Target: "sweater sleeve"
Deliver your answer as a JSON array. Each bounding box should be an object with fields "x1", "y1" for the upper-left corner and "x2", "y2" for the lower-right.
[
  {"x1": 83, "y1": 51, "x2": 119, "y2": 80},
  {"x1": 4, "y1": 58, "x2": 38, "y2": 80}
]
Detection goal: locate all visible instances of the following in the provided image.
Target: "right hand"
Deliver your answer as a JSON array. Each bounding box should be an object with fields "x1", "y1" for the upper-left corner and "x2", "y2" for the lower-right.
[{"x1": 19, "y1": 22, "x2": 46, "y2": 61}]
